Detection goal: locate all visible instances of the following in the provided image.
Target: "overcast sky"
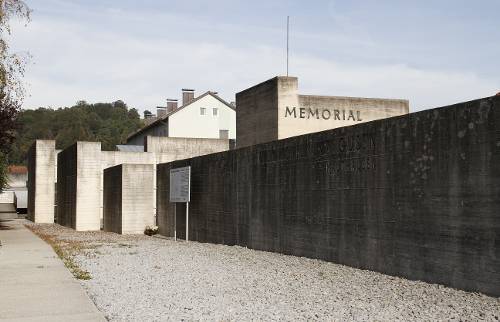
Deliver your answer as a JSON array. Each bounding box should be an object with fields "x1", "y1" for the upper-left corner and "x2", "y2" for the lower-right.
[{"x1": 10, "y1": 0, "x2": 500, "y2": 113}]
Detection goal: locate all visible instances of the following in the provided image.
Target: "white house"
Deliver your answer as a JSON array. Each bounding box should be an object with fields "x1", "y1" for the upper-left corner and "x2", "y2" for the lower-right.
[{"x1": 126, "y1": 89, "x2": 236, "y2": 146}]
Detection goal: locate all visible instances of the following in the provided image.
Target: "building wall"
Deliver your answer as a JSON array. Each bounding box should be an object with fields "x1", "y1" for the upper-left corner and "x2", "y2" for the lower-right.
[
  {"x1": 27, "y1": 140, "x2": 56, "y2": 223},
  {"x1": 236, "y1": 76, "x2": 409, "y2": 148},
  {"x1": 14, "y1": 191, "x2": 27, "y2": 209},
  {"x1": 236, "y1": 77, "x2": 279, "y2": 148},
  {"x1": 127, "y1": 95, "x2": 235, "y2": 145},
  {"x1": 157, "y1": 95, "x2": 500, "y2": 297},
  {"x1": 168, "y1": 95, "x2": 236, "y2": 139},
  {"x1": 103, "y1": 164, "x2": 154, "y2": 234},
  {"x1": 6, "y1": 172, "x2": 28, "y2": 210},
  {"x1": 145, "y1": 136, "x2": 233, "y2": 164}
]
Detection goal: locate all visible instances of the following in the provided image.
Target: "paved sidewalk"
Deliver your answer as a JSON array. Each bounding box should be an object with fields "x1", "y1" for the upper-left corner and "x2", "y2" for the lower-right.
[{"x1": 0, "y1": 219, "x2": 106, "y2": 321}]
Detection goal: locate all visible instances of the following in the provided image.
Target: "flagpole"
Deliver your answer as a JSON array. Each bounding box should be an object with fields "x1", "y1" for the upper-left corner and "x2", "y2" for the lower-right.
[{"x1": 287, "y1": 16, "x2": 289, "y2": 76}]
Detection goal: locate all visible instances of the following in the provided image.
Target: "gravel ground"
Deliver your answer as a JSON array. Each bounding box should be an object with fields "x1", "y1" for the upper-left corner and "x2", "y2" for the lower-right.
[{"x1": 28, "y1": 223, "x2": 500, "y2": 321}]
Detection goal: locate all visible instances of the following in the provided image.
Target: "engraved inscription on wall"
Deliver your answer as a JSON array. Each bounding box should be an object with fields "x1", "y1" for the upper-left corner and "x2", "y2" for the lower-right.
[{"x1": 285, "y1": 106, "x2": 363, "y2": 121}]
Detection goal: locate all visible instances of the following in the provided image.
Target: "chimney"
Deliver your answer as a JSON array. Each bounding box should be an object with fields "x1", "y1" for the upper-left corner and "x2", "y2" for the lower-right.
[
  {"x1": 166, "y1": 99, "x2": 178, "y2": 113},
  {"x1": 157, "y1": 106, "x2": 167, "y2": 118},
  {"x1": 144, "y1": 110, "x2": 153, "y2": 119},
  {"x1": 182, "y1": 88, "x2": 195, "y2": 106}
]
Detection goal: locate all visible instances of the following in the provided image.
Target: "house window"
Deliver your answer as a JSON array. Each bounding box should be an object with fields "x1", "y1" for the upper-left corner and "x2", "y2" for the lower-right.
[
  {"x1": 213, "y1": 108, "x2": 218, "y2": 116},
  {"x1": 200, "y1": 107, "x2": 206, "y2": 115}
]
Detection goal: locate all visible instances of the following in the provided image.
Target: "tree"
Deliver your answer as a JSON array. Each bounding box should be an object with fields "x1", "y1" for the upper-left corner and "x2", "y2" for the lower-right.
[
  {"x1": 0, "y1": 91, "x2": 19, "y2": 151},
  {"x1": 0, "y1": 0, "x2": 31, "y2": 191},
  {"x1": 7, "y1": 100, "x2": 144, "y2": 164}
]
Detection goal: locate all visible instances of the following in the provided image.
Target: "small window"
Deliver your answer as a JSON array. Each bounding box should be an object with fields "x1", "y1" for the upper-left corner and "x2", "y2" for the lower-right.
[
  {"x1": 219, "y1": 129, "x2": 229, "y2": 139},
  {"x1": 200, "y1": 107, "x2": 206, "y2": 115},
  {"x1": 213, "y1": 108, "x2": 218, "y2": 116}
]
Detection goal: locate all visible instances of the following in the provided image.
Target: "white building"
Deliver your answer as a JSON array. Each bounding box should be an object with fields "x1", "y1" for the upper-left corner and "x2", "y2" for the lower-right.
[{"x1": 126, "y1": 89, "x2": 236, "y2": 146}]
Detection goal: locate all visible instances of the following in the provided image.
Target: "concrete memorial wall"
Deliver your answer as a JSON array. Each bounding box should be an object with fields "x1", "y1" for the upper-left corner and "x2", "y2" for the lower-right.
[
  {"x1": 53, "y1": 137, "x2": 232, "y2": 231},
  {"x1": 103, "y1": 164, "x2": 154, "y2": 234},
  {"x1": 56, "y1": 142, "x2": 101, "y2": 230},
  {"x1": 27, "y1": 140, "x2": 56, "y2": 223},
  {"x1": 157, "y1": 95, "x2": 500, "y2": 296},
  {"x1": 144, "y1": 136, "x2": 235, "y2": 162},
  {"x1": 236, "y1": 76, "x2": 409, "y2": 148}
]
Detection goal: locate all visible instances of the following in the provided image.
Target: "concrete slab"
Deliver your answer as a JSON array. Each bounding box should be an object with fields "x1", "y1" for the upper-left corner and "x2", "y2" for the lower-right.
[{"x1": 0, "y1": 219, "x2": 106, "y2": 322}]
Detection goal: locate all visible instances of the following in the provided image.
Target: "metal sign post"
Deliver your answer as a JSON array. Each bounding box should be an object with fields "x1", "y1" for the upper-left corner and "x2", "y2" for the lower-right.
[
  {"x1": 169, "y1": 166, "x2": 191, "y2": 242},
  {"x1": 186, "y1": 201, "x2": 189, "y2": 241}
]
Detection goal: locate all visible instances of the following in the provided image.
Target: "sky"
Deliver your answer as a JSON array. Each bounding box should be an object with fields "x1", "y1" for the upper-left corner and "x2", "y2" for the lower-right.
[{"x1": 9, "y1": 0, "x2": 500, "y2": 113}]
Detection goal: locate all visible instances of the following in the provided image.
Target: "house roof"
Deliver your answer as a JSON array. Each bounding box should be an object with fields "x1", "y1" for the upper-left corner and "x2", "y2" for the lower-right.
[
  {"x1": 8, "y1": 165, "x2": 28, "y2": 174},
  {"x1": 127, "y1": 91, "x2": 235, "y2": 141},
  {"x1": 116, "y1": 145, "x2": 144, "y2": 152}
]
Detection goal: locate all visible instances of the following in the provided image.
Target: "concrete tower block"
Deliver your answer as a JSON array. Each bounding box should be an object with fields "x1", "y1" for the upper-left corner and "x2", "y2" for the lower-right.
[
  {"x1": 235, "y1": 76, "x2": 409, "y2": 148},
  {"x1": 27, "y1": 140, "x2": 56, "y2": 223},
  {"x1": 103, "y1": 164, "x2": 154, "y2": 234},
  {"x1": 57, "y1": 141, "x2": 102, "y2": 231}
]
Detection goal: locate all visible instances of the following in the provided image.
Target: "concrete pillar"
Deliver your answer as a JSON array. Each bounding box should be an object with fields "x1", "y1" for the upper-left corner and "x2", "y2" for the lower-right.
[
  {"x1": 27, "y1": 140, "x2": 56, "y2": 223},
  {"x1": 57, "y1": 142, "x2": 102, "y2": 231},
  {"x1": 103, "y1": 164, "x2": 154, "y2": 234},
  {"x1": 99, "y1": 151, "x2": 156, "y2": 227}
]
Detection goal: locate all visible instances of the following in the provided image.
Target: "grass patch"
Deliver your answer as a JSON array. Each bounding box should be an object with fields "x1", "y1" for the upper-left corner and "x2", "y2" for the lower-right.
[{"x1": 25, "y1": 225, "x2": 92, "y2": 280}]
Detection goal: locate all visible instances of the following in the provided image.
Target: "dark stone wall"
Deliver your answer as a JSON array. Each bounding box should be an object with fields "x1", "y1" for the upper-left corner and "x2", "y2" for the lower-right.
[
  {"x1": 157, "y1": 96, "x2": 500, "y2": 296},
  {"x1": 56, "y1": 143, "x2": 77, "y2": 229}
]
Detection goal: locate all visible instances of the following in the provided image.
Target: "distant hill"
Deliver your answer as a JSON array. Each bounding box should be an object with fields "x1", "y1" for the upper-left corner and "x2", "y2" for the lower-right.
[{"x1": 8, "y1": 100, "x2": 143, "y2": 165}]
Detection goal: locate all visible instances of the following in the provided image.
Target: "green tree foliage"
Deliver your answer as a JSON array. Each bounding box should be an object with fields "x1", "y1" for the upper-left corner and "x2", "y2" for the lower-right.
[
  {"x1": 0, "y1": 152, "x2": 7, "y2": 190},
  {"x1": 8, "y1": 100, "x2": 144, "y2": 164},
  {"x1": 0, "y1": 0, "x2": 31, "y2": 191}
]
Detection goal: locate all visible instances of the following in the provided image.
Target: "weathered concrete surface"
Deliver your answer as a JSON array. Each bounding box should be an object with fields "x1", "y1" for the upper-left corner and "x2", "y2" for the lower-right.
[
  {"x1": 236, "y1": 76, "x2": 409, "y2": 148},
  {"x1": 0, "y1": 219, "x2": 106, "y2": 321},
  {"x1": 235, "y1": 77, "x2": 279, "y2": 148},
  {"x1": 27, "y1": 140, "x2": 56, "y2": 223},
  {"x1": 145, "y1": 136, "x2": 233, "y2": 163},
  {"x1": 57, "y1": 142, "x2": 102, "y2": 231},
  {"x1": 55, "y1": 137, "x2": 233, "y2": 231},
  {"x1": 158, "y1": 95, "x2": 500, "y2": 297},
  {"x1": 103, "y1": 164, "x2": 154, "y2": 234},
  {"x1": 100, "y1": 151, "x2": 156, "y2": 223}
]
